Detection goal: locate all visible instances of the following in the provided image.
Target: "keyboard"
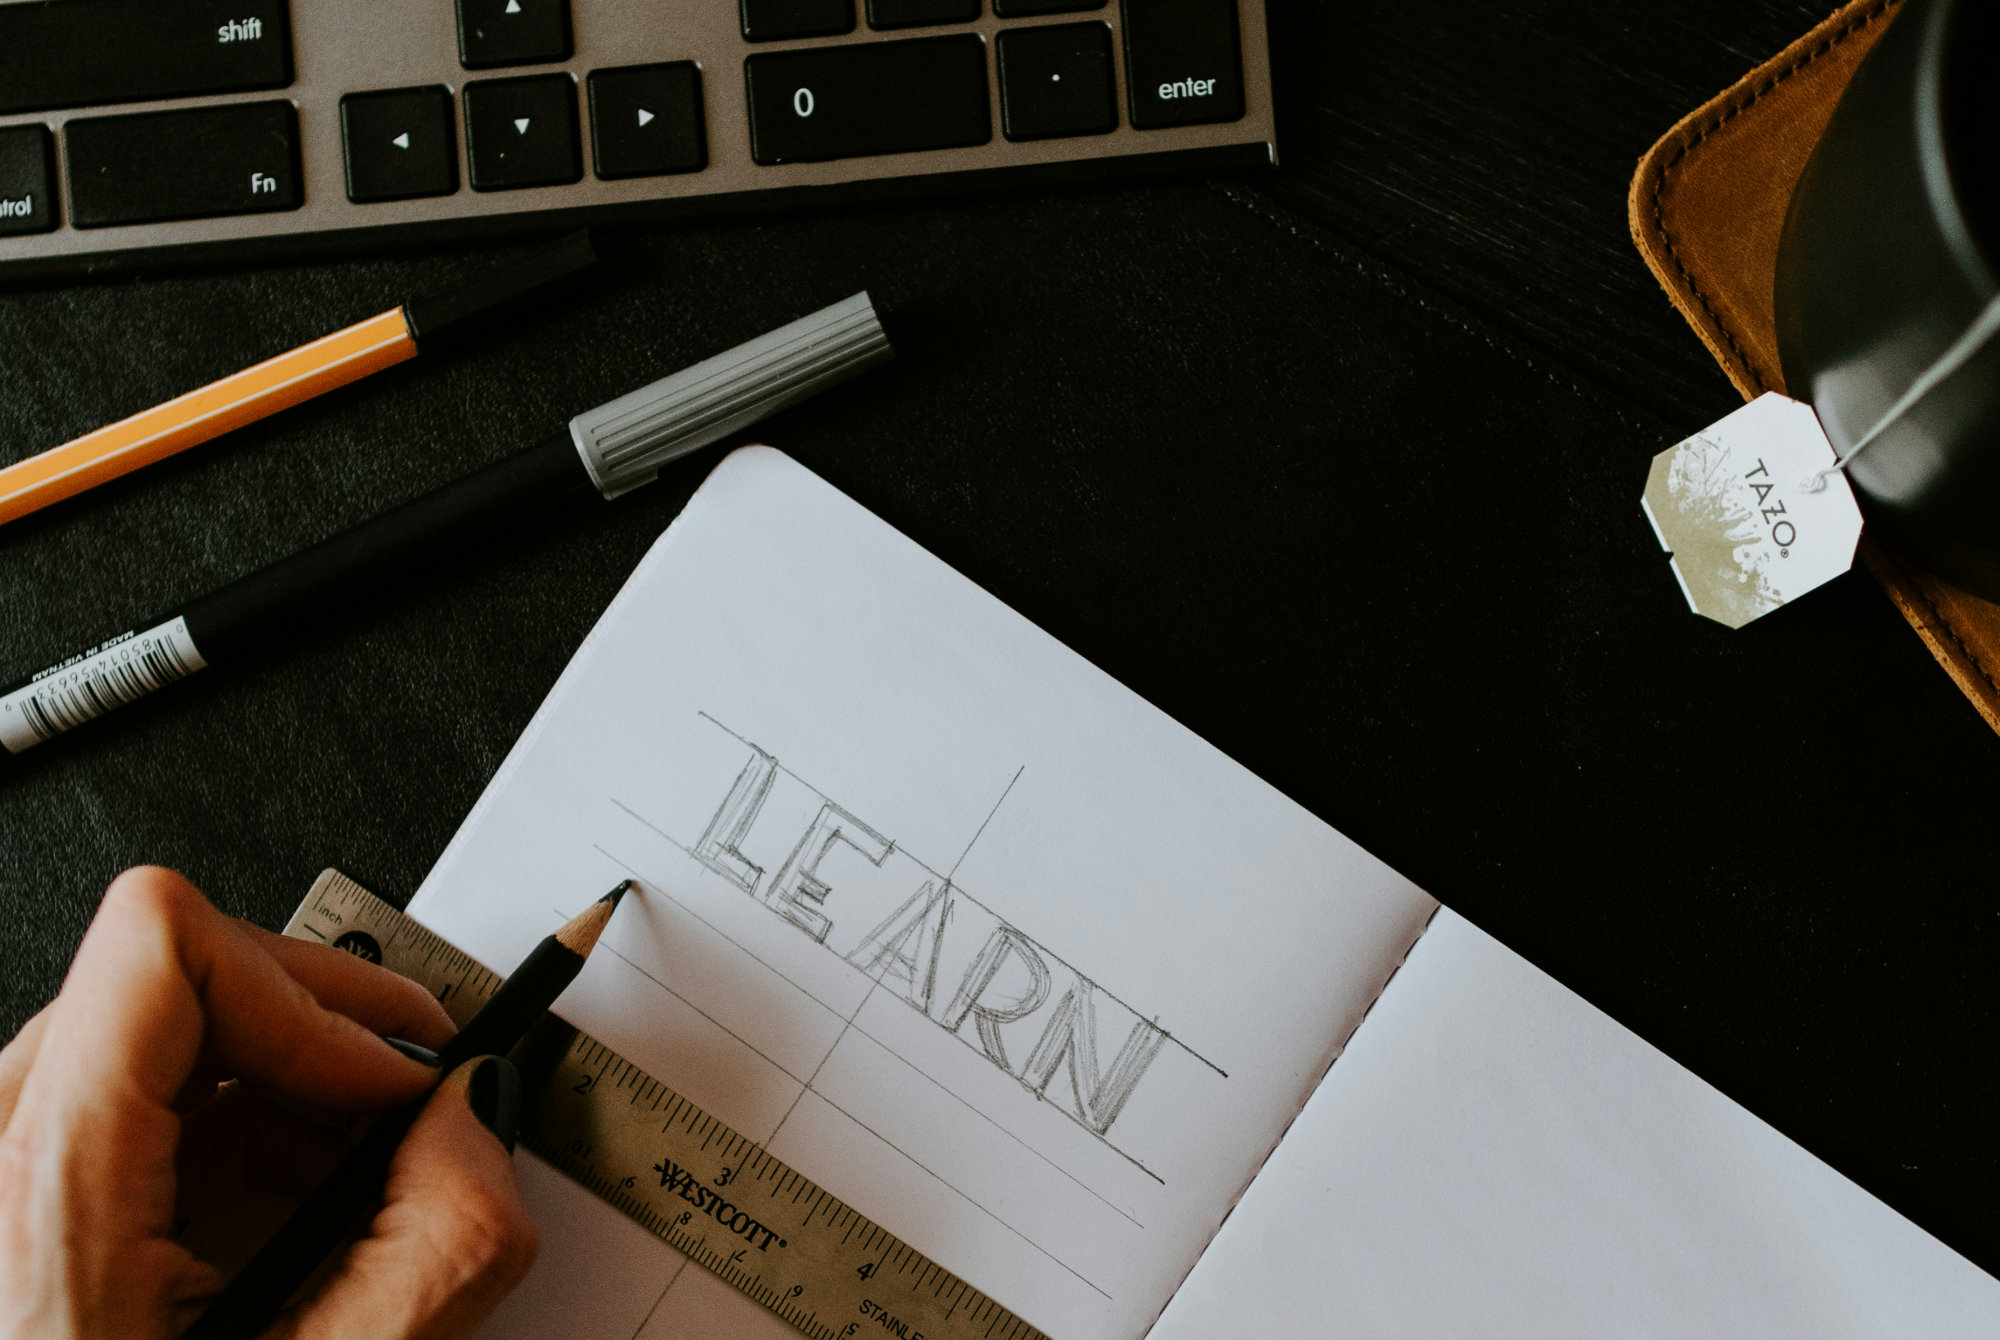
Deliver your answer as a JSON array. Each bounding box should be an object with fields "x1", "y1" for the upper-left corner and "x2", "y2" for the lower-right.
[{"x1": 0, "y1": 0, "x2": 1274, "y2": 280}]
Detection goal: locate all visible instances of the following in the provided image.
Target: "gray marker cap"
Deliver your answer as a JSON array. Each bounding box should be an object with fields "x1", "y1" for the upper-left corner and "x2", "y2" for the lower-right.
[{"x1": 568, "y1": 291, "x2": 893, "y2": 498}]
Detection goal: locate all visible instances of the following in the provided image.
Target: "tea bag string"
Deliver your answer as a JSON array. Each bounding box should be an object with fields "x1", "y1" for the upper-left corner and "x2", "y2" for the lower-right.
[{"x1": 1803, "y1": 290, "x2": 2000, "y2": 492}]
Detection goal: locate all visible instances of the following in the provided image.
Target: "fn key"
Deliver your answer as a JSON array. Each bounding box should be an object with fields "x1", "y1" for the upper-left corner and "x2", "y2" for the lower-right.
[{"x1": 67, "y1": 102, "x2": 300, "y2": 229}]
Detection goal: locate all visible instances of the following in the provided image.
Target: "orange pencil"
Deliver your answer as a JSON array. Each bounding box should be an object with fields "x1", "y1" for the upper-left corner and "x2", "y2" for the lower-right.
[{"x1": 0, "y1": 231, "x2": 595, "y2": 528}]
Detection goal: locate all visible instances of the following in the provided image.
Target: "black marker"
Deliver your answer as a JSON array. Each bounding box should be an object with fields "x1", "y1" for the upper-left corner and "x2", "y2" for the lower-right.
[{"x1": 0, "y1": 293, "x2": 891, "y2": 761}]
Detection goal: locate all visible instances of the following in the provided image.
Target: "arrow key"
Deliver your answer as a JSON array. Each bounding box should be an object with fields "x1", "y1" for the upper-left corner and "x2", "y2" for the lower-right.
[
  {"x1": 340, "y1": 86, "x2": 458, "y2": 203},
  {"x1": 464, "y1": 73, "x2": 581, "y2": 191},
  {"x1": 588, "y1": 63, "x2": 705, "y2": 179},
  {"x1": 458, "y1": 0, "x2": 571, "y2": 69}
]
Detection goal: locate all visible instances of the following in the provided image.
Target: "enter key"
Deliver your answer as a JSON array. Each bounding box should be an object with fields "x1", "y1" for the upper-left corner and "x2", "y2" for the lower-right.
[{"x1": 1121, "y1": 0, "x2": 1245, "y2": 129}]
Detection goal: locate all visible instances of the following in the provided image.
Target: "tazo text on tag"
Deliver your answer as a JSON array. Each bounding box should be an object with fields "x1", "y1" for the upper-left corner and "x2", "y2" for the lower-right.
[{"x1": 1641, "y1": 393, "x2": 1864, "y2": 629}]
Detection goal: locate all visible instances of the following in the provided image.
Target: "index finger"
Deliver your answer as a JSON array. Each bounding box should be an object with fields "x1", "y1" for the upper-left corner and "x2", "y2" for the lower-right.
[
  {"x1": 20, "y1": 868, "x2": 442, "y2": 1125},
  {"x1": 0, "y1": 1006, "x2": 52, "y2": 1135},
  {"x1": 244, "y1": 924, "x2": 456, "y2": 1052}
]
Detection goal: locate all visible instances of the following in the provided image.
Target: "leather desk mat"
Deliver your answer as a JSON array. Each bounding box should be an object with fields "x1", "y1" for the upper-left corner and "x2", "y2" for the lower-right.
[{"x1": 1630, "y1": 0, "x2": 2000, "y2": 735}]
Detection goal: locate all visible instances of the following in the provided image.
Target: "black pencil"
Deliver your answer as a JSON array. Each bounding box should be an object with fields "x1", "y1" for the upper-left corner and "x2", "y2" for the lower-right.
[{"x1": 183, "y1": 879, "x2": 634, "y2": 1340}]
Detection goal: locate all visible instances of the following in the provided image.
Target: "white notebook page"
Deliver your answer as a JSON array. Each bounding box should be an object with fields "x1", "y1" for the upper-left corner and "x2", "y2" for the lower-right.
[
  {"x1": 1150, "y1": 908, "x2": 2000, "y2": 1339},
  {"x1": 409, "y1": 447, "x2": 1437, "y2": 1340}
]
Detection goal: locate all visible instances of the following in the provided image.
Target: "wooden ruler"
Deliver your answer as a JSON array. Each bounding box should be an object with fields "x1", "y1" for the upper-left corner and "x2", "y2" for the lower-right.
[{"x1": 284, "y1": 870, "x2": 1053, "y2": 1340}]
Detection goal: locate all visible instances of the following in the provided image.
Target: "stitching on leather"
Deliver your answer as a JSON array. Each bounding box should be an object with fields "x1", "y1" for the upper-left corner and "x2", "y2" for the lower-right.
[
  {"x1": 1647, "y1": 0, "x2": 1898, "y2": 393},
  {"x1": 1210, "y1": 181, "x2": 1658, "y2": 439},
  {"x1": 1894, "y1": 561, "x2": 2000, "y2": 700},
  {"x1": 1644, "y1": 0, "x2": 2000, "y2": 717}
]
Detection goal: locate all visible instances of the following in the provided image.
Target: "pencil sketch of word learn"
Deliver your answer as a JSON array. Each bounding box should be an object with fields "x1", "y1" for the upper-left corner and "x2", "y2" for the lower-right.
[{"x1": 693, "y1": 738, "x2": 1178, "y2": 1141}]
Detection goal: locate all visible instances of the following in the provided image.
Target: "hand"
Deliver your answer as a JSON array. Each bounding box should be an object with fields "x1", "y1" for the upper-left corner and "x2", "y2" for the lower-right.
[{"x1": 0, "y1": 867, "x2": 540, "y2": 1340}]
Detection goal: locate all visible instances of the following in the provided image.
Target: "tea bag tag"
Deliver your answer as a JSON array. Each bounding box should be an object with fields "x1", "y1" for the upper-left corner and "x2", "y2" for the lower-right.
[{"x1": 1640, "y1": 393, "x2": 1863, "y2": 629}]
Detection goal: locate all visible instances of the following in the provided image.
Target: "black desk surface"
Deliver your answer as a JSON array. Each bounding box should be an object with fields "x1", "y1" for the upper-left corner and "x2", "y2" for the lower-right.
[{"x1": 7, "y1": 0, "x2": 1999, "y2": 1282}]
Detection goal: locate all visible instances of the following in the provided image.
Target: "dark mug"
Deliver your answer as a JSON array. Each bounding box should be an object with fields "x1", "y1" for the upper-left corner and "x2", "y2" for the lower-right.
[{"x1": 1776, "y1": 0, "x2": 2000, "y2": 598}]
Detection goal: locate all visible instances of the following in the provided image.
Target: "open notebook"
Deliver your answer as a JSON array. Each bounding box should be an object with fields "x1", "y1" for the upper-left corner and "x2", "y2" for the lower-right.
[{"x1": 409, "y1": 447, "x2": 2000, "y2": 1339}]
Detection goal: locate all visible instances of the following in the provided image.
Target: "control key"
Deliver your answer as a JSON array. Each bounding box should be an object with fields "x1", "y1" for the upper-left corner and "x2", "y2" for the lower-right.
[{"x1": 0, "y1": 126, "x2": 58, "y2": 236}]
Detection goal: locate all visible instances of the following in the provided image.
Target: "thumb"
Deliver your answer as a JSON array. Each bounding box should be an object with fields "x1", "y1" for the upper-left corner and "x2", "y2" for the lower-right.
[{"x1": 277, "y1": 1057, "x2": 538, "y2": 1340}]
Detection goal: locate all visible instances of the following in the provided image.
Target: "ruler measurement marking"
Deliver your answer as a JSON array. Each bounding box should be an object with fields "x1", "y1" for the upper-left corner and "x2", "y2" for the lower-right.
[{"x1": 285, "y1": 874, "x2": 1053, "y2": 1340}]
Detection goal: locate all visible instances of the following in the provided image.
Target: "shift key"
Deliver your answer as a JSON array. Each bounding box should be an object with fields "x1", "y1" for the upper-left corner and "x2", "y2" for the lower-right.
[
  {"x1": 67, "y1": 102, "x2": 301, "y2": 229},
  {"x1": 0, "y1": 0, "x2": 292, "y2": 116}
]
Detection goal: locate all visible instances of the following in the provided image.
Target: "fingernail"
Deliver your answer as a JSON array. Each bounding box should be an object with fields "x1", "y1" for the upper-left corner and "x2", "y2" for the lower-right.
[
  {"x1": 383, "y1": 1037, "x2": 441, "y2": 1067},
  {"x1": 467, "y1": 1056, "x2": 522, "y2": 1154}
]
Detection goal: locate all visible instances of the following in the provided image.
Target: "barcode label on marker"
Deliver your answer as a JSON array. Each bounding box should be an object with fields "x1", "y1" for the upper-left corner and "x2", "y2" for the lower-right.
[{"x1": 0, "y1": 616, "x2": 206, "y2": 753}]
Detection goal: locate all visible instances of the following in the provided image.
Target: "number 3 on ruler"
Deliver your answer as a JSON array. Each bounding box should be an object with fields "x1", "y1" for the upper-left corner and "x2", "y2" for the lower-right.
[{"x1": 793, "y1": 87, "x2": 814, "y2": 117}]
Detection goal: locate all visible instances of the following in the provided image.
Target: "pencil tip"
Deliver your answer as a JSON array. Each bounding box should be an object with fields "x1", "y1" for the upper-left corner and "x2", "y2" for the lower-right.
[{"x1": 556, "y1": 882, "x2": 632, "y2": 956}]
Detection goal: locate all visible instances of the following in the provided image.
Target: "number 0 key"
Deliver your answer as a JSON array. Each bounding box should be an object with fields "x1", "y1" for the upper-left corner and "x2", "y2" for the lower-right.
[{"x1": 745, "y1": 34, "x2": 989, "y2": 165}]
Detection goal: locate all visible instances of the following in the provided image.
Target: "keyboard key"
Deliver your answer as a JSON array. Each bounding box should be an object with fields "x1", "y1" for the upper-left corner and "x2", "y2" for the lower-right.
[
  {"x1": 867, "y1": 0, "x2": 979, "y2": 29},
  {"x1": 997, "y1": 22, "x2": 1115, "y2": 140},
  {"x1": 740, "y1": 0, "x2": 853, "y2": 42},
  {"x1": 0, "y1": 0, "x2": 291, "y2": 116},
  {"x1": 1120, "y1": 0, "x2": 1243, "y2": 128},
  {"x1": 992, "y1": 0, "x2": 1102, "y2": 15},
  {"x1": 66, "y1": 101, "x2": 300, "y2": 229},
  {"x1": 745, "y1": 35, "x2": 989, "y2": 165},
  {"x1": 341, "y1": 87, "x2": 458, "y2": 203},
  {"x1": 0, "y1": 126, "x2": 58, "y2": 236},
  {"x1": 588, "y1": 64, "x2": 705, "y2": 179},
  {"x1": 464, "y1": 74, "x2": 582, "y2": 191},
  {"x1": 457, "y1": 0, "x2": 571, "y2": 69}
]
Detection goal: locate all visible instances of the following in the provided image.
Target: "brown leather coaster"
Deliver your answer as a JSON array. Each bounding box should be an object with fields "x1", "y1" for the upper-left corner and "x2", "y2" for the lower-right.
[{"x1": 1629, "y1": 0, "x2": 2000, "y2": 735}]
